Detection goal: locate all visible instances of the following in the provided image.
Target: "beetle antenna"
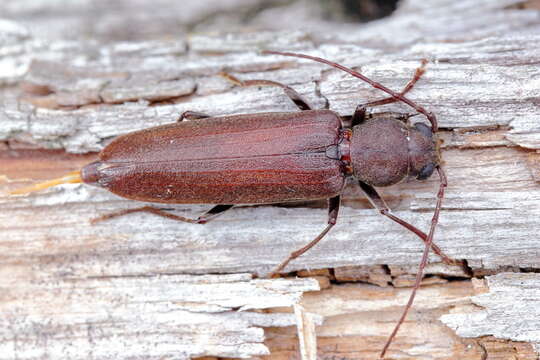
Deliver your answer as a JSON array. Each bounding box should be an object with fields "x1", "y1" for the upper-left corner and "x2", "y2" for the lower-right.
[
  {"x1": 379, "y1": 166, "x2": 447, "y2": 358},
  {"x1": 262, "y1": 50, "x2": 438, "y2": 132},
  {"x1": 10, "y1": 170, "x2": 82, "y2": 195}
]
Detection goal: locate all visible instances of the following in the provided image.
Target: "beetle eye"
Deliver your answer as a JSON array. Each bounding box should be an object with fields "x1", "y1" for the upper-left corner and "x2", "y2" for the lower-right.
[
  {"x1": 417, "y1": 163, "x2": 435, "y2": 180},
  {"x1": 414, "y1": 122, "x2": 433, "y2": 138}
]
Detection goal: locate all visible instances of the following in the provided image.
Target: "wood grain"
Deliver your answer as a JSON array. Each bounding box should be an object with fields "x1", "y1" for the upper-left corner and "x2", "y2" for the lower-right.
[{"x1": 1, "y1": 0, "x2": 540, "y2": 358}]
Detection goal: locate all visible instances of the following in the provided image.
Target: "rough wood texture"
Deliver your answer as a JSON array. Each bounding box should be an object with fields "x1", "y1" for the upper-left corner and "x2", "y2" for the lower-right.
[
  {"x1": 1, "y1": 0, "x2": 540, "y2": 359},
  {"x1": 442, "y1": 273, "x2": 540, "y2": 346},
  {"x1": 0, "y1": 273, "x2": 321, "y2": 359}
]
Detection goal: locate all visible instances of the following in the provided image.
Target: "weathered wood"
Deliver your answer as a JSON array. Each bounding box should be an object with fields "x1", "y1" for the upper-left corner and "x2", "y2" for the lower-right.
[
  {"x1": 441, "y1": 273, "x2": 540, "y2": 345},
  {"x1": 266, "y1": 276, "x2": 538, "y2": 359},
  {"x1": 0, "y1": 272, "x2": 320, "y2": 359},
  {"x1": 1, "y1": 0, "x2": 540, "y2": 358}
]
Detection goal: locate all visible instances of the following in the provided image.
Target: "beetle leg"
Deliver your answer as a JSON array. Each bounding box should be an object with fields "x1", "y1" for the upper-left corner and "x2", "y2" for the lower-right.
[
  {"x1": 220, "y1": 72, "x2": 313, "y2": 111},
  {"x1": 351, "y1": 107, "x2": 415, "y2": 127},
  {"x1": 91, "y1": 204, "x2": 234, "y2": 224},
  {"x1": 351, "y1": 105, "x2": 367, "y2": 127},
  {"x1": 365, "y1": 59, "x2": 427, "y2": 108},
  {"x1": 196, "y1": 204, "x2": 235, "y2": 223},
  {"x1": 177, "y1": 111, "x2": 211, "y2": 122},
  {"x1": 357, "y1": 180, "x2": 460, "y2": 266},
  {"x1": 351, "y1": 60, "x2": 427, "y2": 127},
  {"x1": 352, "y1": 106, "x2": 413, "y2": 127},
  {"x1": 268, "y1": 195, "x2": 340, "y2": 278}
]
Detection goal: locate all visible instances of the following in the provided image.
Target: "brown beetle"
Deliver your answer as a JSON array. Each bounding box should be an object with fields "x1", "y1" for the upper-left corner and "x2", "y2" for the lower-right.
[{"x1": 12, "y1": 51, "x2": 452, "y2": 358}]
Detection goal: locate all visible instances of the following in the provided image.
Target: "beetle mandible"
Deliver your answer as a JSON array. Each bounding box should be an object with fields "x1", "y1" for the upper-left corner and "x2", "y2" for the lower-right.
[{"x1": 13, "y1": 51, "x2": 454, "y2": 358}]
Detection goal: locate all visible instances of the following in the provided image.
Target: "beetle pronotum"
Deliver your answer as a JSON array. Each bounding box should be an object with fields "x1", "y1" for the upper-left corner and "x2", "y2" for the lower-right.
[{"x1": 12, "y1": 50, "x2": 456, "y2": 358}]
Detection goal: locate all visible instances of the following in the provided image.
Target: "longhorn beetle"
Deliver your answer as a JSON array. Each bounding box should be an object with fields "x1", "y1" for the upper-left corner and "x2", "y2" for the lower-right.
[{"x1": 13, "y1": 50, "x2": 455, "y2": 358}]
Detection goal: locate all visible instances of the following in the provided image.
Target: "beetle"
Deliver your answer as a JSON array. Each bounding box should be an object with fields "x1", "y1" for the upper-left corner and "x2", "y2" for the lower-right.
[{"x1": 12, "y1": 50, "x2": 453, "y2": 358}]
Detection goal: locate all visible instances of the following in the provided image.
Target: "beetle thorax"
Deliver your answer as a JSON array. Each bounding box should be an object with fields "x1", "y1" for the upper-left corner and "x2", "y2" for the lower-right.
[{"x1": 349, "y1": 117, "x2": 438, "y2": 187}]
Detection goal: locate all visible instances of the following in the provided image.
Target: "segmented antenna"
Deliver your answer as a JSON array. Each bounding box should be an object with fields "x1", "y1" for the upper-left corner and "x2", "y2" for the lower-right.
[
  {"x1": 262, "y1": 50, "x2": 439, "y2": 132},
  {"x1": 379, "y1": 166, "x2": 447, "y2": 358}
]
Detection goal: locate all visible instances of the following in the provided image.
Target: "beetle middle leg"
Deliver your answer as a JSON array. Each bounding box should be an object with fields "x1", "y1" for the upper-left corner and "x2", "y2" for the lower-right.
[
  {"x1": 357, "y1": 180, "x2": 460, "y2": 266},
  {"x1": 268, "y1": 195, "x2": 340, "y2": 277},
  {"x1": 177, "y1": 111, "x2": 211, "y2": 122},
  {"x1": 220, "y1": 72, "x2": 313, "y2": 111},
  {"x1": 91, "y1": 204, "x2": 234, "y2": 225}
]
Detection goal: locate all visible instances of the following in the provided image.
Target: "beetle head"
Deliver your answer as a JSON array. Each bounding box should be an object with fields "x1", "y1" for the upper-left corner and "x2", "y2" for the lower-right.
[{"x1": 407, "y1": 122, "x2": 440, "y2": 181}]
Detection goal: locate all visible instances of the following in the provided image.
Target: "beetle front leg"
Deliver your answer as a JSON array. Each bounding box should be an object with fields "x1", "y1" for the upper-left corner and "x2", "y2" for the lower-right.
[
  {"x1": 91, "y1": 204, "x2": 234, "y2": 224},
  {"x1": 364, "y1": 59, "x2": 428, "y2": 108},
  {"x1": 268, "y1": 195, "x2": 340, "y2": 278},
  {"x1": 351, "y1": 60, "x2": 427, "y2": 127},
  {"x1": 357, "y1": 180, "x2": 461, "y2": 266},
  {"x1": 220, "y1": 72, "x2": 313, "y2": 111},
  {"x1": 351, "y1": 104, "x2": 367, "y2": 127}
]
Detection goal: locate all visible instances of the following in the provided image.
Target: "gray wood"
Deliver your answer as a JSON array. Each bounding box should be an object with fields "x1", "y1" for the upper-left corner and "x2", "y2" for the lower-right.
[
  {"x1": 0, "y1": 272, "x2": 320, "y2": 359},
  {"x1": 1, "y1": 0, "x2": 540, "y2": 358},
  {"x1": 441, "y1": 273, "x2": 540, "y2": 346}
]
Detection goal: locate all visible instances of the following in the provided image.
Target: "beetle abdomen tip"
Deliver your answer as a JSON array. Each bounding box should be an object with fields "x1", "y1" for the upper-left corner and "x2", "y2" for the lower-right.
[{"x1": 81, "y1": 161, "x2": 102, "y2": 186}]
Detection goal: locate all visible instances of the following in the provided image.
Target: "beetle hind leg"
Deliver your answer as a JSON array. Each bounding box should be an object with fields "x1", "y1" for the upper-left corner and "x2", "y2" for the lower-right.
[
  {"x1": 90, "y1": 204, "x2": 234, "y2": 225},
  {"x1": 268, "y1": 195, "x2": 340, "y2": 278},
  {"x1": 219, "y1": 72, "x2": 313, "y2": 111}
]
